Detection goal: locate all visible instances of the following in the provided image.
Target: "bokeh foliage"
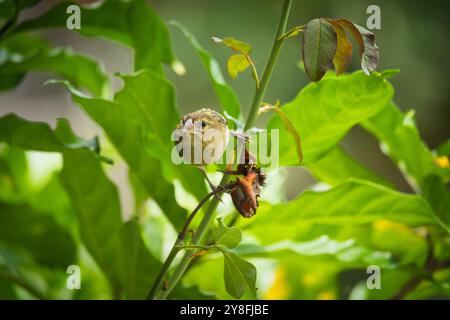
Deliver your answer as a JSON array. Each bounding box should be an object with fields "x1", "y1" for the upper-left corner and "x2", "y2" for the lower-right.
[{"x1": 0, "y1": 0, "x2": 449, "y2": 300}]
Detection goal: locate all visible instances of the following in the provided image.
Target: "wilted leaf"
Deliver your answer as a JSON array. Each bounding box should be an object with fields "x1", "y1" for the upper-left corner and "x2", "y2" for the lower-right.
[
  {"x1": 267, "y1": 71, "x2": 394, "y2": 165},
  {"x1": 171, "y1": 21, "x2": 241, "y2": 119},
  {"x1": 326, "y1": 20, "x2": 352, "y2": 75},
  {"x1": 212, "y1": 36, "x2": 252, "y2": 54},
  {"x1": 327, "y1": 19, "x2": 379, "y2": 75},
  {"x1": 302, "y1": 18, "x2": 337, "y2": 81},
  {"x1": 215, "y1": 218, "x2": 242, "y2": 249},
  {"x1": 220, "y1": 249, "x2": 257, "y2": 298},
  {"x1": 227, "y1": 54, "x2": 250, "y2": 79}
]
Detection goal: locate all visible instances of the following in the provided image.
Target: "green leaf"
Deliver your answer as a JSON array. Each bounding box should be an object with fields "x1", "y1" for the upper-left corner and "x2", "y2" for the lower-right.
[
  {"x1": 0, "y1": 202, "x2": 76, "y2": 269},
  {"x1": 119, "y1": 220, "x2": 163, "y2": 299},
  {"x1": 212, "y1": 37, "x2": 252, "y2": 54},
  {"x1": 0, "y1": 146, "x2": 29, "y2": 203},
  {"x1": 171, "y1": 21, "x2": 241, "y2": 119},
  {"x1": 247, "y1": 179, "x2": 447, "y2": 243},
  {"x1": 0, "y1": 246, "x2": 46, "y2": 299},
  {"x1": 436, "y1": 139, "x2": 450, "y2": 157},
  {"x1": 0, "y1": 114, "x2": 161, "y2": 299},
  {"x1": 267, "y1": 71, "x2": 394, "y2": 165},
  {"x1": 54, "y1": 70, "x2": 207, "y2": 229},
  {"x1": 0, "y1": 34, "x2": 108, "y2": 96},
  {"x1": 307, "y1": 146, "x2": 392, "y2": 187},
  {"x1": 273, "y1": 107, "x2": 303, "y2": 164},
  {"x1": 234, "y1": 236, "x2": 393, "y2": 268},
  {"x1": 215, "y1": 218, "x2": 242, "y2": 249},
  {"x1": 422, "y1": 175, "x2": 450, "y2": 225},
  {"x1": 11, "y1": 0, "x2": 176, "y2": 73},
  {"x1": 326, "y1": 20, "x2": 352, "y2": 75},
  {"x1": 363, "y1": 102, "x2": 448, "y2": 189},
  {"x1": 302, "y1": 18, "x2": 337, "y2": 82},
  {"x1": 220, "y1": 249, "x2": 257, "y2": 298},
  {"x1": 227, "y1": 54, "x2": 250, "y2": 79},
  {"x1": 168, "y1": 283, "x2": 217, "y2": 300}
]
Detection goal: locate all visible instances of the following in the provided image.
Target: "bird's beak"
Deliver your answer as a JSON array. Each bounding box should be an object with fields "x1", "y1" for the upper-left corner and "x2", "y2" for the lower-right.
[{"x1": 183, "y1": 118, "x2": 194, "y2": 131}]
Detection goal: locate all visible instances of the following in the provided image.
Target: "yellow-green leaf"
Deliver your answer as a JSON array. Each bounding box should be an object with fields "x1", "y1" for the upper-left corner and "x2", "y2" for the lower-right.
[
  {"x1": 212, "y1": 36, "x2": 252, "y2": 54},
  {"x1": 227, "y1": 54, "x2": 250, "y2": 79}
]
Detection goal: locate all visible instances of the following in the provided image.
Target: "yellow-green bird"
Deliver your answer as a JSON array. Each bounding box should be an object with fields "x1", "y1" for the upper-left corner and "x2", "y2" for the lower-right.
[
  {"x1": 175, "y1": 108, "x2": 230, "y2": 164},
  {"x1": 175, "y1": 108, "x2": 230, "y2": 188}
]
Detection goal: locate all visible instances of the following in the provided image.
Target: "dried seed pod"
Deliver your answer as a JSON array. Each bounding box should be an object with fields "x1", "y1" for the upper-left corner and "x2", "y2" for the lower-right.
[{"x1": 230, "y1": 164, "x2": 266, "y2": 218}]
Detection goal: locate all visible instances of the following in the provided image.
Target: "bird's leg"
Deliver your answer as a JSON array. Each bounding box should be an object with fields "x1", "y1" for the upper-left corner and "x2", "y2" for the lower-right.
[
  {"x1": 199, "y1": 166, "x2": 216, "y2": 190},
  {"x1": 198, "y1": 166, "x2": 223, "y2": 203}
]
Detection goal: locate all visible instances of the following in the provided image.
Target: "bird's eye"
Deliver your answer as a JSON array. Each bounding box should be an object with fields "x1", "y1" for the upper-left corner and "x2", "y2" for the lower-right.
[{"x1": 201, "y1": 121, "x2": 207, "y2": 128}]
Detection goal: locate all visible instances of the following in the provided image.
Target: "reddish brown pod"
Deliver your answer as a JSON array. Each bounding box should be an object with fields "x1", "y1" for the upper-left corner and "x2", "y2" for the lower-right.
[{"x1": 229, "y1": 164, "x2": 266, "y2": 218}]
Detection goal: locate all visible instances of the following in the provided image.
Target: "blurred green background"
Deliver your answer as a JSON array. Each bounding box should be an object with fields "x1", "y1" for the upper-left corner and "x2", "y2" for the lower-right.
[{"x1": 0, "y1": 0, "x2": 449, "y2": 300}]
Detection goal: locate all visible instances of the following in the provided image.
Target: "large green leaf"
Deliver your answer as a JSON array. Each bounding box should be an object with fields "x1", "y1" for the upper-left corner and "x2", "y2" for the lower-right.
[
  {"x1": 55, "y1": 70, "x2": 207, "y2": 229},
  {"x1": 0, "y1": 114, "x2": 161, "y2": 299},
  {"x1": 267, "y1": 71, "x2": 394, "y2": 165},
  {"x1": 0, "y1": 34, "x2": 108, "y2": 95},
  {"x1": 235, "y1": 235, "x2": 394, "y2": 269},
  {"x1": 215, "y1": 218, "x2": 242, "y2": 249},
  {"x1": 11, "y1": 0, "x2": 176, "y2": 73},
  {"x1": 246, "y1": 179, "x2": 446, "y2": 244},
  {"x1": 0, "y1": 202, "x2": 76, "y2": 269},
  {"x1": 115, "y1": 220, "x2": 161, "y2": 299},
  {"x1": 171, "y1": 21, "x2": 241, "y2": 119},
  {"x1": 307, "y1": 146, "x2": 392, "y2": 187},
  {"x1": 363, "y1": 102, "x2": 448, "y2": 189}
]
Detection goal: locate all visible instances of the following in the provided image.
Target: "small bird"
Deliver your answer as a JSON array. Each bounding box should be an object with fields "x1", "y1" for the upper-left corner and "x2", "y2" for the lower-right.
[{"x1": 175, "y1": 108, "x2": 230, "y2": 189}]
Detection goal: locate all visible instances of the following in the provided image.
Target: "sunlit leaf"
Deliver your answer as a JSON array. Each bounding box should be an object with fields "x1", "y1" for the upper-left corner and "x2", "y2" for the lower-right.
[
  {"x1": 227, "y1": 54, "x2": 250, "y2": 79},
  {"x1": 215, "y1": 217, "x2": 242, "y2": 249},
  {"x1": 171, "y1": 21, "x2": 241, "y2": 119},
  {"x1": 267, "y1": 71, "x2": 394, "y2": 165},
  {"x1": 247, "y1": 179, "x2": 447, "y2": 244},
  {"x1": 307, "y1": 146, "x2": 392, "y2": 187},
  {"x1": 220, "y1": 248, "x2": 257, "y2": 298},
  {"x1": 302, "y1": 18, "x2": 337, "y2": 82},
  {"x1": 363, "y1": 102, "x2": 448, "y2": 189},
  {"x1": 212, "y1": 36, "x2": 252, "y2": 54}
]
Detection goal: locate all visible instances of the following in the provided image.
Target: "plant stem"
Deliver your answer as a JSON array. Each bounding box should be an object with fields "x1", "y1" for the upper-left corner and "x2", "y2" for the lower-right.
[
  {"x1": 147, "y1": 186, "x2": 229, "y2": 299},
  {"x1": 244, "y1": 0, "x2": 292, "y2": 130},
  {"x1": 153, "y1": 0, "x2": 293, "y2": 300}
]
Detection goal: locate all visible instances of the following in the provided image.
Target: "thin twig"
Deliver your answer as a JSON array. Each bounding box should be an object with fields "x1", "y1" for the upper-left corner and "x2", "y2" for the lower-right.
[{"x1": 147, "y1": 185, "x2": 232, "y2": 299}]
